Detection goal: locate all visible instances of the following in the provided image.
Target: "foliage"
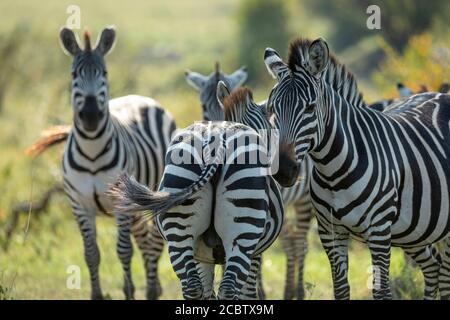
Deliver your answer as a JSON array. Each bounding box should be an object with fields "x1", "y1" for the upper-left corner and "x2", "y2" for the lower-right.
[
  {"x1": 0, "y1": 0, "x2": 440, "y2": 299},
  {"x1": 236, "y1": 0, "x2": 291, "y2": 83},
  {"x1": 373, "y1": 32, "x2": 450, "y2": 97},
  {"x1": 302, "y1": 0, "x2": 450, "y2": 51}
]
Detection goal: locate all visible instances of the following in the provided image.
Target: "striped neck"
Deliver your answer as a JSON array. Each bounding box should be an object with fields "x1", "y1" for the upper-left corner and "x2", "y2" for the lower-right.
[
  {"x1": 309, "y1": 80, "x2": 389, "y2": 176},
  {"x1": 72, "y1": 110, "x2": 114, "y2": 160}
]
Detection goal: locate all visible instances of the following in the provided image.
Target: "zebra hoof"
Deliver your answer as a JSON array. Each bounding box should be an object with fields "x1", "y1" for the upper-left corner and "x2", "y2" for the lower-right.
[
  {"x1": 283, "y1": 290, "x2": 295, "y2": 300},
  {"x1": 123, "y1": 280, "x2": 136, "y2": 300},
  {"x1": 297, "y1": 287, "x2": 305, "y2": 300},
  {"x1": 91, "y1": 292, "x2": 104, "y2": 300},
  {"x1": 146, "y1": 283, "x2": 162, "y2": 300}
]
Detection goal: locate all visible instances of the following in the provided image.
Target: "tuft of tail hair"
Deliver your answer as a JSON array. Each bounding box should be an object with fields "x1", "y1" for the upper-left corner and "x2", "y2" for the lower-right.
[
  {"x1": 108, "y1": 130, "x2": 227, "y2": 218},
  {"x1": 26, "y1": 125, "x2": 71, "y2": 157}
]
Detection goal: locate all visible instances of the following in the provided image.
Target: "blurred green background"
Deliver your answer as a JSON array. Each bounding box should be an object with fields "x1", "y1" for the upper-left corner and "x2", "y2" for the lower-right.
[{"x1": 0, "y1": 0, "x2": 449, "y2": 299}]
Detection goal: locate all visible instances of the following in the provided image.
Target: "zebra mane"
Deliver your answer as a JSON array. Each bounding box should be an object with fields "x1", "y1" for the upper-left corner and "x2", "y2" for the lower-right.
[
  {"x1": 84, "y1": 29, "x2": 92, "y2": 52},
  {"x1": 288, "y1": 38, "x2": 366, "y2": 107},
  {"x1": 223, "y1": 87, "x2": 254, "y2": 122}
]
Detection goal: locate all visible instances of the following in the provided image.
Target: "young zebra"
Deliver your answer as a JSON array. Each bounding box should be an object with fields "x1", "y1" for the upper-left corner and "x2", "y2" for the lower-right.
[
  {"x1": 109, "y1": 120, "x2": 284, "y2": 300},
  {"x1": 264, "y1": 37, "x2": 450, "y2": 300},
  {"x1": 185, "y1": 62, "x2": 248, "y2": 121},
  {"x1": 217, "y1": 81, "x2": 313, "y2": 300},
  {"x1": 56, "y1": 27, "x2": 176, "y2": 299}
]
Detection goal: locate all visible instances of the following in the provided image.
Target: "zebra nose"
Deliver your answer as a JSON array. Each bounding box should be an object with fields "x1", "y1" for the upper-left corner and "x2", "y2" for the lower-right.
[{"x1": 79, "y1": 110, "x2": 103, "y2": 120}]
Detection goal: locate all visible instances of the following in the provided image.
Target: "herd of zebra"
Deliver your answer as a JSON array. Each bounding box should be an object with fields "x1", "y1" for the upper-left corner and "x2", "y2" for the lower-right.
[{"x1": 28, "y1": 26, "x2": 450, "y2": 300}]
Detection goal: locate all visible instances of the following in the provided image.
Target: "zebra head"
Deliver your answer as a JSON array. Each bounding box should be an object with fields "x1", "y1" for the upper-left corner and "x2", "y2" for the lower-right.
[
  {"x1": 185, "y1": 62, "x2": 248, "y2": 121},
  {"x1": 264, "y1": 38, "x2": 329, "y2": 187},
  {"x1": 60, "y1": 27, "x2": 116, "y2": 133},
  {"x1": 216, "y1": 81, "x2": 271, "y2": 132}
]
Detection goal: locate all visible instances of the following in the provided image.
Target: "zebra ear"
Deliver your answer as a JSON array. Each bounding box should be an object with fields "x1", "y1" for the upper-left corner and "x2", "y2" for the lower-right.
[
  {"x1": 185, "y1": 70, "x2": 207, "y2": 91},
  {"x1": 308, "y1": 38, "x2": 329, "y2": 77},
  {"x1": 216, "y1": 81, "x2": 230, "y2": 108},
  {"x1": 96, "y1": 27, "x2": 116, "y2": 56},
  {"x1": 60, "y1": 27, "x2": 80, "y2": 56},
  {"x1": 227, "y1": 66, "x2": 248, "y2": 89},
  {"x1": 264, "y1": 48, "x2": 287, "y2": 81}
]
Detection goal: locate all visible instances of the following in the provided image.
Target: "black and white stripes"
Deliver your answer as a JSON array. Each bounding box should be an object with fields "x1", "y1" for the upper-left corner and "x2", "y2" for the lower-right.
[
  {"x1": 59, "y1": 27, "x2": 176, "y2": 300},
  {"x1": 265, "y1": 37, "x2": 450, "y2": 300},
  {"x1": 110, "y1": 121, "x2": 284, "y2": 299}
]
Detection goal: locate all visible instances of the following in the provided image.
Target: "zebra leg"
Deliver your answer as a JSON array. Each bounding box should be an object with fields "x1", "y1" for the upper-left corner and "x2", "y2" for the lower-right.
[
  {"x1": 367, "y1": 227, "x2": 392, "y2": 300},
  {"x1": 216, "y1": 217, "x2": 265, "y2": 299},
  {"x1": 317, "y1": 220, "x2": 350, "y2": 300},
  {"x1": 279, "y1": 224, "x2": 296, "y2": 300},
  {"x1": 73, "y1": 209, "x2": 103, "y2": 300},
  {"x1": 293, "y1": 204, "x2": 312, "y2": 300},
  {"x1": 439, "y1": 237, "x2": 450, "y2": 299},
  {"x1": 131, "y1": 217, "x2": 164, "y2": 300},
  {"x1": 403, "y1": 245, "x2": 440, "y2": 300},
  {"x1": 240, "y1": 255, "x2": 263, "y2": 300},
  {"x1": 197, "y1": 262, "x2": 216, "y2": 300},
  {"x1": 256, "y1": 256, "x2": 266, "y2": 300},
  {"x1": 115, "y1": 213, "x2": 135, "y2": 299}
]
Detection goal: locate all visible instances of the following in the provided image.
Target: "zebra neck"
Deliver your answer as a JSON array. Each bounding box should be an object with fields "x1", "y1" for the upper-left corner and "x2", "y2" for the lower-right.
[
  {"x1": 73, "y1": 115, "x2": 115, "y2": 160},
  {"x1": 309, "y1": 84, "x2": 384, "y2": 177}
]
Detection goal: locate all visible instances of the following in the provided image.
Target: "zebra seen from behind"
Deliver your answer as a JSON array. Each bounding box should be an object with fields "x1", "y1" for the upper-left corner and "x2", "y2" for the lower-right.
[
  {"x1": 109, "y1": 117, "x2": 284, "y2": 300},
  {"x1": 264, "y1": 37, "x2": 450, "y2": 299},
  {"x1": 217, "y1": 81, "x2": 314, "y2": 300},
  {"x1": 56, "y1": 27, "x2": 176, "y2": 299}
]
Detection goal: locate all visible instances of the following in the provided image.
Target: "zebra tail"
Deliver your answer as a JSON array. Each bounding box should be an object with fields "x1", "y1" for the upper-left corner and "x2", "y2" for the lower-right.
[
  {"x1": 109, "y1": 132, "x2": 227, "y2": 218},
  {"x1": 26, "y1": 125, "x2": 71, "y2": 157}
]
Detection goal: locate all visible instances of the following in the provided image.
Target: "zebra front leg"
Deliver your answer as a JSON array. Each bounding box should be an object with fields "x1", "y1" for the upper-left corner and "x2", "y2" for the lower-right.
[
  {"x1": 293, "y1": 206, "x2": 312, "y2": 300},
  {"x1": 367, "y1": 226, "x2": 392, "y2": 300},
  {"x1": 403, "y1": 245, "x2": 440, "y2": 300},
  {"x1": 317, "y1": 220, "x2": 350, "y2": 300},
  {"x1": 115, "y1": 213, "x2": 135, "y2": 299},
  {"x1": 279, "y1": 224, "x2": 296, "y2": 300},
  {"x1": 131, "y1": 218, "x2": 164, "y2": 300},
  {"x1": 439, "y1": 237, "x2": 450, "y2": 299},
  {"x1": 73, "y1": 209, "x2": 103, "y2": 300}
]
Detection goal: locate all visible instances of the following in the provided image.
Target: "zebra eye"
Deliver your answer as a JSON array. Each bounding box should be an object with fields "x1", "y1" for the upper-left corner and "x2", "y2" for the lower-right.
[
  {"x1": 103, "y1": 70, "x2": 108, "y2": 77},
  {"x1": 305, "y1": 103, "x2": 316, "y2": 112},
  {"x1": 71, "y1": 70, "x2": 77, "y2": 79}
]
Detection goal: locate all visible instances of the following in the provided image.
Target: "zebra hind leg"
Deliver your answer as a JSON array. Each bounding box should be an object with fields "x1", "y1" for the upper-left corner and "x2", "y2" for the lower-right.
[
  {"x1": 131, "y1": 217, "x2": 164, "y2": 300},
  {"x1": 74, "y1": 209, "x2": 103, "y2": 300},
  {"x1": 439, "y1": 237, "x2": 450, "y2": 299},
  {"x1": 240, "y1": 255, "x2": 263, "y2": 299},
  {"x1": 115, "y1": 213, "x2": 135, "y2": 299},
  {"x1": 197, "y1": 262, "x2": 216, "y2": 299},
  {"x1": 403, "y1": 245, "x2": 440, "y2": 300}
]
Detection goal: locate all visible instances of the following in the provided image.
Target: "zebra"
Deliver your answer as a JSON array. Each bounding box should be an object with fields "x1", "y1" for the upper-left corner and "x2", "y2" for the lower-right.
[
  {"x1": 185, "y1": 62, "x2": 248, "y2": 121},
  {"x1": 186, "y1": 61, "x2": 313, "y2": 300},
  {"x1": 217, "y1": 81, "x2": 313, "y2": 300},
  {"x1": 109, "y1": 118, "x2": 284, "y2": 300},
  {"x1": 368, "y1": 82, "x2": 448, "y2": 112},
  {"x1": 367, "y1": 83, "x2": 412, "y2": 112},
  {"x1": 263, "y1": 37, "x2": 450, "y2": 300},
  {"x1": 54, "y1": 26, "x2": 176, "y2": 299}
]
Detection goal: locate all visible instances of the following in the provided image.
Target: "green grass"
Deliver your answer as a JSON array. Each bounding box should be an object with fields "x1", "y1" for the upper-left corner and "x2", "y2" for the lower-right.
[
  {"x1": 1, "y1": 201, "x2": 423, "y2": 300},
  {"x1": 0, "y1": 0, "x2": 427, "y2": 300}
]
